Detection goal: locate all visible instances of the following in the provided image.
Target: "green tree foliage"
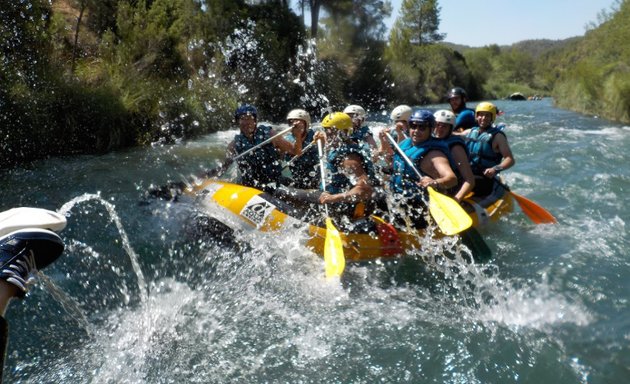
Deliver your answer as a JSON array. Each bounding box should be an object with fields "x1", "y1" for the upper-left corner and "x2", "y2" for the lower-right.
[
  {"x1": 550, "y1": 0, "x2": 630, "y2": 122},
  {"x1": 392, "y1": 0, "x2": 444, "y2": 46}
]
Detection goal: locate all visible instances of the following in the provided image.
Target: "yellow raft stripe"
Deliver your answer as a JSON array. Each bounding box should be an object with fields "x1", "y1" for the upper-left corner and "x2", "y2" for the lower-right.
[{"x1": 189, "y1": 180, "x2": 512, "y2": 261}]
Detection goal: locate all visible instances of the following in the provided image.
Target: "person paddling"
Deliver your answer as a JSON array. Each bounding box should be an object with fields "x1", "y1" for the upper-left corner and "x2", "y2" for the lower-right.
[
  {"x1": 283, "y1": 109, "x2": 320, "y2": 189},
  {"x1": 343, "y1": 105, "x2": 379, "y2": 154},
  {"x1": 432, "y1": 109, "x2": 476, "y2": 203},
  {"x1": 459, "y1": 102, "x2": 515, "y2": 207},
  {"x1": 316, "y1": 112, "x2": 379, "y2": 226},
  {"x1": 225, "y1": 104, "x2": 301, "y2": 193},
  {"x1": 379, "y1": 109, "x2": 457, "y2": 229}
]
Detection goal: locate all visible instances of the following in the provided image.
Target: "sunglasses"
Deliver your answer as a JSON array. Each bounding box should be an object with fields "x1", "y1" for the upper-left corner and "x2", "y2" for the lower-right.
[{"x1": 409, "y1": 123, "x2": 431, "y2": 131}]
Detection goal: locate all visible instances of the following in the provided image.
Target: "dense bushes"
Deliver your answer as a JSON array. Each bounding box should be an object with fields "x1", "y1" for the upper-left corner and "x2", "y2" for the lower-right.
[{"x1": 1, "y1": 0, "x2": 628, "y2": 168}]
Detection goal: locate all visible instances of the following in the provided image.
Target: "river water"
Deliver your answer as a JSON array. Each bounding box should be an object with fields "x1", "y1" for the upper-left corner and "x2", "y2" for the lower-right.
[{"x1": 1, "y1": 98, "x2": 628, "y2": 383}]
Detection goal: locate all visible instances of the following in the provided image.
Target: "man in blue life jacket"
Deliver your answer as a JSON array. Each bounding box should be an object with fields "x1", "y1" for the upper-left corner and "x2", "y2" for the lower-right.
[
  {"x1": 432, "y1": 109, "x2": 475, "y2": 203},
  {"x1": 283, "y1": 108, "x2": 320, "y2": 190},
  {"x1": 460, "y1": 102, "x2": 515, "y2": 207},
  {"x1": 343, "y1": 105, "x2": 379, "y2": 154},
  {"x1": 447, "y1": 87, "x2": 476, "y2": 131},
  {"x1": 317, "y1": 112, "x2": 379, "y2": 225},
  {"x1": 225, "y1": 104, "x2": 302, "y2": 193},
  {"x1": 379, "y1": 110, "x2": 457, "y2": 229}
]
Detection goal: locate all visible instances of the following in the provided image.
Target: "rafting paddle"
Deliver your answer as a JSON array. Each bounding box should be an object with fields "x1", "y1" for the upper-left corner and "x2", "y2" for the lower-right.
[
  {"x1": 494, "y1": 177, "x2": 557, "y2": 224},
  {"x1": 147, "y1": 126, "x2": 293, "y2": 200},
  {"x1": 317, "y1": 139, "x2": 345, "y2": 278},
  {"x1": 205, "y1": 125, "x2": 294, "y2": 178},
  {"x1": 384, "y1": 132, "x2": 472, "y2": 236}
]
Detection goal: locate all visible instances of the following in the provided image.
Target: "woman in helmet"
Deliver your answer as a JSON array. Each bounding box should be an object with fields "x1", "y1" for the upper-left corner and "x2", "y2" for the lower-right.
[
  {"x1": 460, "y1": 102, "x2": 515, "y2": 205},
  {"x1": 433, "y1": 109, "x2": 475, "y2": 202},
  {"x1": 284, "y1": 108, "x2": 320, "y2": 189},
  {"x1": 343, "y1": 105, "x2": 378, "y2": 153},
  {"x1": 379, "y1": 109, "x2": 457, "y2": 229},
  {"x1": 446, "y1": 87, "x2": 476, "y2": 131},
  {"x1": 317, "y1": 112, "x2": 378, "y2": 223},
  {"x1": 226, "y1": 104, "x2": 301, "y2": 192}
]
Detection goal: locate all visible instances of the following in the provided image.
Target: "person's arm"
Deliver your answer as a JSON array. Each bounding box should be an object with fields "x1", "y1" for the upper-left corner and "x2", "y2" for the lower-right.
[
  {"x1": 365, "y1": 134, "x2": 378, "y2": 152},
  {"x1": 451, "y1": 145, "x2": 475, "y2": 202},
  {"x1": 452, "y1": 128, "x2": 470, "y2": 137},
  {"x1": 418, "y1": 150, "x2": 457, "y2": 190},
  {"x1": 483, "y1": 134, "x2": 515, "y2": 178},
  {"x1": 271, "y1": 129, "x2": 302, "y2": 156},
  {"x1": 319, "y1": 153, "x2": 373, "y2": 204},
  {"x1": 225, "y1": 140, "x2": 237, "y2": 160}
]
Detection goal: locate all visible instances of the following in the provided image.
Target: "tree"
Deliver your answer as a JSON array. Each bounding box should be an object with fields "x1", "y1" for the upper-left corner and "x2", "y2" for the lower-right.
[{"x1": 391, "y1": 0, "x2": 444, "y2": 46}]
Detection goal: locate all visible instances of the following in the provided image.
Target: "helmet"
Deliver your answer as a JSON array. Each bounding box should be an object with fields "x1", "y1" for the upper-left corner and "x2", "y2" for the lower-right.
[
  {"x1": 286, "y1": 108, "x2": 311, "y2": 126},
  {"x1": 408, "y1": 109, "x2": 436, "y2": 127},
  {"x1": 434, "y1": 109, "x2": 455, "y2": 125},
  {"x1": 343, "y1": 105, "x2": 366, "y2": 119},
  {"x1": 390, "y1": 105, "x2": 412, "y2": 122},
  {"x1": 475, "y1": 102, "x2": 497, "y2": 122},
  {"x1": 447, "y1": 87, "x2": 467, "y2": 100},
  {"x1": 235, "y1": 104, "x2": 257, "y2": 120},
  {"x1": 321, "y1": 112, "x2": 353, "y2": 133}
]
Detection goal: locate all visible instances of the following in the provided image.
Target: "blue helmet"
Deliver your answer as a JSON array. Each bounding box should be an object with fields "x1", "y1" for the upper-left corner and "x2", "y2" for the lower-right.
[
  {"x1": 235, "y1": 104, "x2": 257, "y2": 121},
  {"x1": 409, "y1": 109, "x2": 436, "y2": 127}
]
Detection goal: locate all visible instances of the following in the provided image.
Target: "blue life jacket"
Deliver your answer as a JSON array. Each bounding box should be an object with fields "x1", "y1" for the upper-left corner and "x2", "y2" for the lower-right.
[
  {"x1": 350, "y1": 125, "x2": 373, "y2": 151},
  {"x1": 390, "y1": 138, "x2": 449, "y2": 198},
  {"x1": 326, "y1": 141, "x2": 377, "y2": 194},
  {"x1": 324, "y1": 141, "x2": 378, "y2": 219},
  {"x1": 466, "y1": 125, "x2": 505, "y2": 174},
  {"x1": 439, "y1": 135, "x2": 469, "y2": 195},
  {"x1": 454, "y1": 108, "x2": 476, "y2": 130},
  {"x1": 287, "y1": 130, "x2": 320, "y2": 189},
  {"x1": 442, "y1": 135, "x2": 468, "y2": 171},
  {"x1": 234, "y1": 125, "x2": 281, "y2": 189}
]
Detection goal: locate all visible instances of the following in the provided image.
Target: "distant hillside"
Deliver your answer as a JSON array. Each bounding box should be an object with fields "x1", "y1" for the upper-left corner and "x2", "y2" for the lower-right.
[
  {"x1": 441, "y1": 37, "x2": 582, "y2": 58},
  {"x1": 510, "y1": 37, "x2": 582, "y2": 58}
]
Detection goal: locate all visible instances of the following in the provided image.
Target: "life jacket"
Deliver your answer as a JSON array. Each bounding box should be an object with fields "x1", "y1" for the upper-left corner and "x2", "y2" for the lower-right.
[
  {"x1": 466, "y1": 125, "x2": 505, "y2": 174},
  {"x1": 390, "y1": 138, "x2": 449, "y2": 198},
  {"x1": 287, "y1": 130, "x2": 320, "y2": 189},
  {"x1": 326, "y1": 142, "x2": 377, "y2": 194},
  {"x1": 454, "y1": 108, "x2": 476, "y2": 130},
  {"x1": 350, "y1": 125, "x2": 373, "y2": 152},
  {"x1": 325, "y1": 141, "x2": 378, "y2": 219},
  {"x1": 234, "y1": 125, "x2": 281, "y2": 189},
  {"x1": 441, "y1": 135, "x2": 469, "y2": 195}
]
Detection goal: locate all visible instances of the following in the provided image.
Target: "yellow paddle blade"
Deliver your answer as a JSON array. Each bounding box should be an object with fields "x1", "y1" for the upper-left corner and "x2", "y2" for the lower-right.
[
  {"x1": 427, "y1": 186, "x2": 473, "y2": 236},
  {"x1": 324, "y1": 218, "x2": 346, "y2": 278}
]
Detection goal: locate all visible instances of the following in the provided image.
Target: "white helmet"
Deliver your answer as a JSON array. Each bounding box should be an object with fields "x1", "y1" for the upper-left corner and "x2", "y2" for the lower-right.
[
  {"x1": 434, "y1": 109, "x2": 455, "y2": 125},
  {"x1": 286, "y1": 108, "x2": 311, "y2": 126},
  {"x1": 390, "y1": 105, "x2": 412, "y2": 122},
  {"x1": 343, "y1": 105, "x2": 366, "y2": 119}
]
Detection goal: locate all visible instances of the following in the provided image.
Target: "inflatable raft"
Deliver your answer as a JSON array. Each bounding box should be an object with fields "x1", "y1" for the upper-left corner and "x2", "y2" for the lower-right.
[{"x1": 186, "y1": 179, "x2": 513, "y2": 262}]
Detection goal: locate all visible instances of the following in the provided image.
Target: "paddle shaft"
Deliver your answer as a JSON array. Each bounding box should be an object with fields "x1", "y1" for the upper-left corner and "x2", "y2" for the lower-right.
[
  {"x1": 384, "y1": 132, "x2": 424, "y2": 179},
  {"x1": 383, "y1": 132, "x2": 473, "y2": 235},
  {"x1": 317, "y1": 139, "x2": 329, "y2": 216},
  {"x1": 206, "y1": 126, "x2": 293, "y2": 178},
  {"x1": 283, "y1": 140, "x2": 316, "y2": 170}
]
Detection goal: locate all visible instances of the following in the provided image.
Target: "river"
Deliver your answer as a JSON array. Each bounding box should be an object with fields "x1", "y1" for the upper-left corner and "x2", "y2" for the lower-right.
[{"x1": 1, "y1": 98, "x2": 628, "y2": 383}]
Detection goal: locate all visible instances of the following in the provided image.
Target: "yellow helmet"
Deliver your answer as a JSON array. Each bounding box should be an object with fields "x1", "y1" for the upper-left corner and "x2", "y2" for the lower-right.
[
  {"x1": 321, "y1": 112, "x2": 353, "y2": 133},
  {"x1": 475, "y1": 102, "x2": 497, "y2": 122}
]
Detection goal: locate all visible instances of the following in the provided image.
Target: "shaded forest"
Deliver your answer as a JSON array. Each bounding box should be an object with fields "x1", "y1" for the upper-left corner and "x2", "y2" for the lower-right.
[{"x1": 0, "y1": 0, "x2": 627, "y2": 166}]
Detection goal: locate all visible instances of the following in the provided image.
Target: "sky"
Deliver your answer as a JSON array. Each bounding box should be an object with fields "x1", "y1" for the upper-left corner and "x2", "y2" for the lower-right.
[{"x1": 291, "y1": 0, "x2": 618, "y2": 47}]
